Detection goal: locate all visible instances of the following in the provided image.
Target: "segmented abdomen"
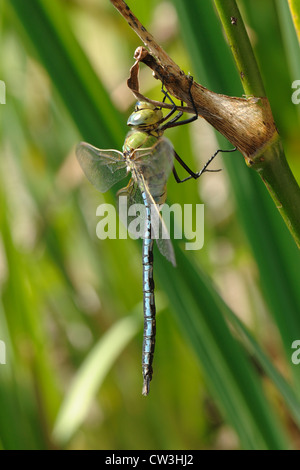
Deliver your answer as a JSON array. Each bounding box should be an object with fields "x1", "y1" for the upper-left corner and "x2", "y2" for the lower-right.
[{"x1": 141, "y1": 191, "x2": 156, "y2": 396}]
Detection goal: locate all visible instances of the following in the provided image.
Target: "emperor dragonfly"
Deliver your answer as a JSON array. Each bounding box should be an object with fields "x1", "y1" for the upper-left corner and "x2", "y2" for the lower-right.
[{"x1": 76, "y1": 88, "x2": 236, "y2": 395}]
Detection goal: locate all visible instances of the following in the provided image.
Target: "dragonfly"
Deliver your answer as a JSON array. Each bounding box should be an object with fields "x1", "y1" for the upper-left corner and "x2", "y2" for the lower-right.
[{"x1": 76, "y1": 83, "x2": 236, "y2": 395}]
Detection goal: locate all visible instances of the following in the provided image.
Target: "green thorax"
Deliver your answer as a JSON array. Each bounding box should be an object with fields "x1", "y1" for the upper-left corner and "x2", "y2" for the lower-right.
[{"x1": 123, "y1": 130, "x2": 158, "y2": 154}]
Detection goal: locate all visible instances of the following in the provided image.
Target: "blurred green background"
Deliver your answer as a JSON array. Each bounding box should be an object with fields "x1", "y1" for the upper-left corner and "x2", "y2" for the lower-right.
[{"x1": 0, "y1": 0, "x2": 300, "y2": 450}]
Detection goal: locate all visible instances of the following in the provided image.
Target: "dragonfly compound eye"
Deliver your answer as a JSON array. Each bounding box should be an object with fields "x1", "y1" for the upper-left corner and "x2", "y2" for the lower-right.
[{"x1": 135, "y1": 101, "x2": 156, "y2": 111}]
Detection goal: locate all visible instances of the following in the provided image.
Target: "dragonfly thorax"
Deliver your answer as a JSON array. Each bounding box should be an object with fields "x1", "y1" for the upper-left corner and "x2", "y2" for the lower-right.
[
  {"x1": 127, "y1": 101, "x2": 163, "y2": 132},
  {"x1": 123, "y1": 130, "x2": 158, "y2": 155}
]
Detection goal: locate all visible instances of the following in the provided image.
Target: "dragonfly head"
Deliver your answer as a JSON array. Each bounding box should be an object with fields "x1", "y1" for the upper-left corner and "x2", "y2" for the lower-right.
[{"x1": 127, "y1": 101, "x2": 163, "y2": 130}]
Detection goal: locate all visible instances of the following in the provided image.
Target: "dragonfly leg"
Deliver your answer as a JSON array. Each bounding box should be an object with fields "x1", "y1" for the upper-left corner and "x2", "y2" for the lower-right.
[
  {"x1": 160, "y1": 76, "x2": 198, "y2": 131},
  {"x1": 159, "y1": 84, "x2": 182, "y2": 125},
  {"x1": 173, "y1": 147, "x2": 237, "y2": 183}
]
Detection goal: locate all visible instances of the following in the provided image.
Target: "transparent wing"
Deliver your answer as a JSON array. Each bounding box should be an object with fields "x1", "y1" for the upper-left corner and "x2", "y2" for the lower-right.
[
  {"x1": 76, "y1": 141, "x2": 127, "y2": 192},
  {"x1": 132, "y1": 137, "x2": 174, "y2": 203},
  {"x1": 117, "y1": 176, "x2": 176, "y2": 267},
  {"x1": 139, "y1": 174, "x2": 176, "y2": 267},
  {"x1": 117, "y1": 180, "x2": 144, "y2": 236}
]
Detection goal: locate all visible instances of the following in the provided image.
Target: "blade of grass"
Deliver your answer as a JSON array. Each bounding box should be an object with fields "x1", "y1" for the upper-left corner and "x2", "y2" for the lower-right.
[
  {"x1": 0, "y1": 299, "x2": 26, "y2": 450},
  {"x1": 288, "y1": 0, "x2": 300, "y2": 43},
  {"x1": 8, "y1": 0, "x2": 294, "y2": 448},
  {"x1": 213, "y1": 0, "x2": 300, "y2": 381},
  {"x1": 224, "y1": 305, "x2": 300, "y2": 427},
  {"x1": 214, "y1": 0, "x2": 300, "y2": 249},
  {"x1": 155, "y1": 247, "x2": 288, "y2": 450},
  {"x1": 0, "y1": 181, "x2": 50, "y2": 449},
  {"x1": 172, "y1": 0, "x2": 300, "y2": 389},
  {"x1": 52, "y1": 308, "x2": 142, "y2": 446},
  {"x1": 277, "y1": 0, "x2": 300, "y2": 79},
  {"x1": 8, "y1": 0, "x2": 124, "y2": 148}
]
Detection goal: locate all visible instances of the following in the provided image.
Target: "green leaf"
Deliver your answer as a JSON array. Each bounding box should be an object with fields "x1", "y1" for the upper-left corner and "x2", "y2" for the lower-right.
[
  {"x1": 52, "y1": 309, "x2": 141, "y2": 446},
  {"x1": 6, "y1": 0, "x2": 299, "y2": 449},
  {"x1": 156, "y1": 247, "x2": 288, "y2": 449},
  {"x1": 172, "y1": 0, "x2": 300, "y2": 389}
]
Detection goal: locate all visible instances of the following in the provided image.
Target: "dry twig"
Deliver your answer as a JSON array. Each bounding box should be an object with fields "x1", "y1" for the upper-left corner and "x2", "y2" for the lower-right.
[{"x1": 110, "y1": 0, "x2": 279, "y2": 163}]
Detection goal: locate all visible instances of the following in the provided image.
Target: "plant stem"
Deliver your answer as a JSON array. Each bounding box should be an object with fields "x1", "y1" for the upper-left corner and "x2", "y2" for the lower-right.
[
  {"x1": 111, "y1": 0, "x2": 300, "y2": 248},
  {"x1": 214, "y1": 0, "x2": 265, "y2": 96},
  {"x1": 260, "y1": 141, "x2": 300, "y2": 248},
  {"x1": 214, "y1": 0, "x2": 300, "y2": 248}
]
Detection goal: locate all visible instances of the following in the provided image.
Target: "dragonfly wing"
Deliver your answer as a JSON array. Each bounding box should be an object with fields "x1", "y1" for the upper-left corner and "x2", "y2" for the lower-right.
[
  {"x1": 117, "y1": 181, "x2": 147, "y2": 240},
  {"x1": 156, "y1": 238, "x2": 176, "y2": 267},
  {"x1": 101, "y1": 137, "x2": 176, "y2": 265},
  {"x1": 117, "y1": 179, "x2": 176, "y2": 266},
  {"x1": 134, "y1": 139, "x2": 176, "y2": 265},
  {"x1": 76, "y1": 142, "x2": 127, "y2": 192},
  {"x1": 138, "y1": 174, "x2": 176, "y2": 267},
  {"x1": 133, "y1": 137, "x2": 174, "y2": 203}
]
